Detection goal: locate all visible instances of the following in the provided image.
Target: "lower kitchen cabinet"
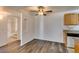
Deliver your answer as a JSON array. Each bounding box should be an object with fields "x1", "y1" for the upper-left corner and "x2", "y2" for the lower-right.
[
  {"x1": 74, "y1": 39, "x2": 79, "y2": 53},
  {"x1": 63, "y1": 31, "x2": 67, "y2": 47}
]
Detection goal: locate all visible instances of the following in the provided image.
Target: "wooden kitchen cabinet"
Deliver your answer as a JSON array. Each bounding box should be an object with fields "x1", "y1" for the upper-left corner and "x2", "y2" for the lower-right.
[
  {"x1": 75, "y1": 39, "x2": 79, "y2": 53},
  {"x1": 64, "y1": 13, "x2": 79, "y2": 25}
]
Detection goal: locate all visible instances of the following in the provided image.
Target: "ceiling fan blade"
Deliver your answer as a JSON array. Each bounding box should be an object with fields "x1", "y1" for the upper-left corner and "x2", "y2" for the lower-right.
[
  {"x1": 43, "y1": 14, "x2": 47, "y2": 16},
  {"x1": 35, "y1": 14, "x2": 47, "y2": 16},
  {"x1": 30, "y1": 10, "x2": 38, "y2": 12},
  {"x1": 45, "y1": 10, "x2": 52, "y2": 12},
  {"x1": 35, "y1": 14, "x2": 38, "y2": 15}
]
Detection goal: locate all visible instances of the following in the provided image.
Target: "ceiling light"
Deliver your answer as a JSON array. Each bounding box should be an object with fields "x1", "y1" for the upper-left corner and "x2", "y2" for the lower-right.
[
  {"x1": 38, "y1": 12, "x2": 43, "y2": 15},
  {"x1": 28, "y1": 6, "x2": 52, "y2": 16},
  {"x1": 0, "y1": 15, "x2": 4, "y2": 19}
]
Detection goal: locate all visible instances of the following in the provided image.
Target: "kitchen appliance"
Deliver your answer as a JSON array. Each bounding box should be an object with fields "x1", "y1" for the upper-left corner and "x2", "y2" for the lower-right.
[
  {"x1": 67, "y1": 33, "x2": 79, "y2": 48},
  {"x1": 67, "y1": 36, "x2": 74, "y2": 48}
]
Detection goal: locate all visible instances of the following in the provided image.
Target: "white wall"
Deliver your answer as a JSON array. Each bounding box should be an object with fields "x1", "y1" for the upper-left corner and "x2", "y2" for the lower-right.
[
  {"x1": 21, "y1": 13, "x2": 35, "y2": 45},
  {"x1": 34, "y1": 9, "x2": 79, "y2": 43},
  {"x1": 35, "y1": 13, "x2": 64, "y2": 43},
  {"x1": 34, "y1": 15, "x2": 44, "y2": 39},
  {"x1": 0, "y1": 16, "x2": 8, "y2": 46},
  {"x1": 43, "y1": 13, "x2": 64, "y2": 43}
]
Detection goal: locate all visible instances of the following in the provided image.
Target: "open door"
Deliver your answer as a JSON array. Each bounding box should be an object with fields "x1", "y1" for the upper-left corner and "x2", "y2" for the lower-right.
[{"x1": 7, "y1": 16, "x2": 19, "y2": 43}]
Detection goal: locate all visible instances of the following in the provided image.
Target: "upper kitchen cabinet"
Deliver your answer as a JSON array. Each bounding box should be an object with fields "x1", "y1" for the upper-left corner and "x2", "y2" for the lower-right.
[{"x1": 64, "y1": 13, "x2": 79, "y2": 25}]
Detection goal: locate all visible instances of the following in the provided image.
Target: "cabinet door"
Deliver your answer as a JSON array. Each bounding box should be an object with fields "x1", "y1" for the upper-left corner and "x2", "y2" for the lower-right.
[
  {"x1": 64, "y1": 14, "x2": 79, "y2": 25},
  {"x1": 64, "y1": 14, "x2": 71, "y2": 25},
  {"x1": 75, "y1": 39, "x2": 79, "y2": 53},
  {"x1": 70, "y1": 14, "x2": 79, "y2": 25}
]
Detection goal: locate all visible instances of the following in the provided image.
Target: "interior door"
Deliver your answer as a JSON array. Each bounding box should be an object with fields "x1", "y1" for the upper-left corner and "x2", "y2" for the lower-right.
[{"x1": 7, "y1": 16, "x2": 18, "y2": 43}]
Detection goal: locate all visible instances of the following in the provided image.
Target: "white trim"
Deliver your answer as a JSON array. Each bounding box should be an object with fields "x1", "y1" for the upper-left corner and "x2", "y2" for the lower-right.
[{"x1": 20, "y1": 13, "x2": 23, "y2": 46}]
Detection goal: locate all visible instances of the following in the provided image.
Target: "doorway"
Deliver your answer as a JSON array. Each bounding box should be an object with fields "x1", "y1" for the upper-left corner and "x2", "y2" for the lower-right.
[{"x1": 7, "y1": 16, "x2": 19, "y2": 43}]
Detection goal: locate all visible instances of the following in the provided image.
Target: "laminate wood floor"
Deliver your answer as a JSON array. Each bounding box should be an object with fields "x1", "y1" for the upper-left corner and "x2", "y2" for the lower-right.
[{"x1": 0, "y1": 39, "x2": 67, "y2": 53}]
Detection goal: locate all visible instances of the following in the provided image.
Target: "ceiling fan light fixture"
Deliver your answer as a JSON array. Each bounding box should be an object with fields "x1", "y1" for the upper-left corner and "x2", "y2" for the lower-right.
[
  {"x1": 38, "y1": 11, "x2": 43, "y2": 15},
  {"x1": 38, "y1": 7, "x2": 44, "y2": 15},
  {"x1": 29, "y1": 6, "x2": 52, "y2": 16}
]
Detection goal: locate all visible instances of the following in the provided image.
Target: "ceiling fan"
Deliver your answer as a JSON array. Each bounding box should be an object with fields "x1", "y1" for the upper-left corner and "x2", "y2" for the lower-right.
[{"x1": 29, "y1": 6, "x2": 53, "y2": 16}]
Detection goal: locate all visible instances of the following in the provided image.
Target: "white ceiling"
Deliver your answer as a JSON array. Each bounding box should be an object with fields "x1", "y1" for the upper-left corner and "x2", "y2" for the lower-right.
[{"x1": 1, "y1": 6, "x2": 79, "y2": 13}]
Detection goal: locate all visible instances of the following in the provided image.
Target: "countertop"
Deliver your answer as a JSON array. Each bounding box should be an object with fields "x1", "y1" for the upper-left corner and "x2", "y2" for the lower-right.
[{"x1": 64, "y1": 30, "x2": 79, "y2": 34}]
